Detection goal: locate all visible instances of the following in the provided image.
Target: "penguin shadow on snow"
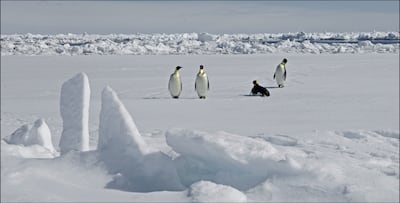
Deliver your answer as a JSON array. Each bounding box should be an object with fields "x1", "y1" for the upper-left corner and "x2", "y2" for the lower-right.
[
  {"x1": 142, "y1": 96, "x2": 199, "y2": 100},
  {"x1": 265, "y1": 86, "x2": 281, "y2": 89},
  {"x1": 142, "y1": 96, "x2": 172, "y2": 100}
]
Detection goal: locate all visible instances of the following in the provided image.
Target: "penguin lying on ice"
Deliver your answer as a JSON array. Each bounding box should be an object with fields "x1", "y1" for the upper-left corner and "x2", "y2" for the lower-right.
[{"x1": 251, "y1": 80, "x2": 270, "y2": 97}]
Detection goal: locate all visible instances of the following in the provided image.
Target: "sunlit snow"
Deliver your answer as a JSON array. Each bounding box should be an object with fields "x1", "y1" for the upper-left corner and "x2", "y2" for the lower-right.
[{"x1": 1, "y1": 32, "x2": 399, "y2": 202}]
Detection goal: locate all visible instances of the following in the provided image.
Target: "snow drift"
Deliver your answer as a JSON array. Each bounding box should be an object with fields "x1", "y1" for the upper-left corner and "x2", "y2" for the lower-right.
[
  {"x1": 1, "y1": 32, "x2": 398, "y2": 55},
  {"x1": 188, "y1": 181, "x2": 247, "y2": 202}
]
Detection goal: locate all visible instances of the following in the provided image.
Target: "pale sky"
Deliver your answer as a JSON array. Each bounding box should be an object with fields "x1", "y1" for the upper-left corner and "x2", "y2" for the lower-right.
[{"x1": 1, "y1": 1, "x2": 399, "y2": 34}]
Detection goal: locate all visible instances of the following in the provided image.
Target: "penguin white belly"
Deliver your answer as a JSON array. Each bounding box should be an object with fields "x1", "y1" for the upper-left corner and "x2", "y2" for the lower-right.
[
  {"x1": 168, "y1": 74, "x2": 182, "y2": 98},
  {"x1": 195, "y1": 75, "x2": 208, "y2": 98},
  {"x1": 275, "y1": 66, "x2": 285, "y2": 86}
]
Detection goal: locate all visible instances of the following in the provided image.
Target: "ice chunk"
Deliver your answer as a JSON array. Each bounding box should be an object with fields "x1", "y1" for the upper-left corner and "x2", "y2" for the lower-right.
[
  {"x1": 4, "y1": 119, "x2": 55, "y2": 153},
  {"x1": 59, "y1": 72, "x2": 90, "y2": 155},
  {"x1": 197, "y1": 32, "x2": 215, "y2": 42},
  {"x1": 98, "y1": 86, "x2": 149, "y2": 156},
  {"x1": 98, "y1": 86, "x2": 184, "y2": 192},
  {"x1": 166, "y1": 129, "x2": 300, "y2": 190},
  {"x1": 4, "y1": 124, "x2": 30, "y2": 145},
  {"x1": 27, "y1": 119, "x2": 55, "y2": 152}
]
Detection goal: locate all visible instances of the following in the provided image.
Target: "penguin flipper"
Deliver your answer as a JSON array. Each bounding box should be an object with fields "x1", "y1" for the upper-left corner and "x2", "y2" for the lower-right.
[
  {"x1": 273, "y1": 73, "x2": 276, "y2": 79},
  {"x1": 168, "y1": 75, "x2": 172, "y2": 89},
  {"x1": 283, "y1": 70, "x2": 287, "y2": 80},
  {"x1": 207, "y1": 79, "x2": 210, "y2": 90}
]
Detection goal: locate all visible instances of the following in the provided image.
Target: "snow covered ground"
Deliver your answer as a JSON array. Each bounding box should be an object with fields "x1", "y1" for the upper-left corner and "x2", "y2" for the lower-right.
[{"x1": 1, "y1": 52, "x2": 399, "y2": 202}]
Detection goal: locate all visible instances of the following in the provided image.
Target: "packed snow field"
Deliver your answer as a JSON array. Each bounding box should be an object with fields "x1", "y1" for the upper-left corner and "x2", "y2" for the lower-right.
[
  {"x1": 1, "y1": 53, "x2": 399, "y2": 202},
  {"x1": 1, "y1": 32, "x2": 399, "y2": 56}
]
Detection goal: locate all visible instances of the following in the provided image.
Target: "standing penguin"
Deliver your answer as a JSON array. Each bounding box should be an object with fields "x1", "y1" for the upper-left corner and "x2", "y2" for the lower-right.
[
  {"x1": 195, "y1": 65, "x2": 209, "y2": 99},
  {"x1": 168, "y1": 66, "x2": 183, "y2": 99},
  {"x1": 273, "y1": 58, "x2": 288, "y2": 88}
]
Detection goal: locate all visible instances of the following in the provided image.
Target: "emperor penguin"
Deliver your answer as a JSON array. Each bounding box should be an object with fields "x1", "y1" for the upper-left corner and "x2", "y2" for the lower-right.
[
  {"x1": 273, "y1": 58, "x2": 288, "y2": 88},
  {"x1": 168, "y1": 66, "x2": 183, "y2": 98},
  {"x1": 195, "y1": 65, "x2": 209, "y2": 99}
]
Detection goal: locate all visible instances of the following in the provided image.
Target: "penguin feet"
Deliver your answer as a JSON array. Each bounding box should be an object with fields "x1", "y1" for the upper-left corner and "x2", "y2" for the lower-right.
[
  {"x1": 278, "y1": 84, "x2": 284, "y2": 88},
  {"x1": 199, "y1": 96, "x2": 206, "y2": 99},
  {"x1": 172, "y1": 96, "x2": 179, "y2": 99}
]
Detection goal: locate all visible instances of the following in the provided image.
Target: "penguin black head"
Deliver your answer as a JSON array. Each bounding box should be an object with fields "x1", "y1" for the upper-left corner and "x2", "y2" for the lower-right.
[
  {"x1": 200, "y1": 65, "x2": 204, "y2": 69},
  {"x1": 282, "y1": 58, "x2": 288, "y2": 64},
  {"x1": 176, "y1": 66, "x2": 182, "y2": 70},
  {"x1": 253, "y1": 80, "x2": 258, "y2": 85}
]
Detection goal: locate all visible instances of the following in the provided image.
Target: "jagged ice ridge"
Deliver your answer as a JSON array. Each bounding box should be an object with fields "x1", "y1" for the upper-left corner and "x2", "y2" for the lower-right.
[{"x1": 1, "y1": 32, "x2": 399, "y2": 55}]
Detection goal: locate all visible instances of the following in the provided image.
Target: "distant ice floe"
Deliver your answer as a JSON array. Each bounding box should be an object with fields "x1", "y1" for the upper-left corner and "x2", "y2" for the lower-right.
[{"x1": 1, "y1": 32, "x2": 399, "y2": 55}]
